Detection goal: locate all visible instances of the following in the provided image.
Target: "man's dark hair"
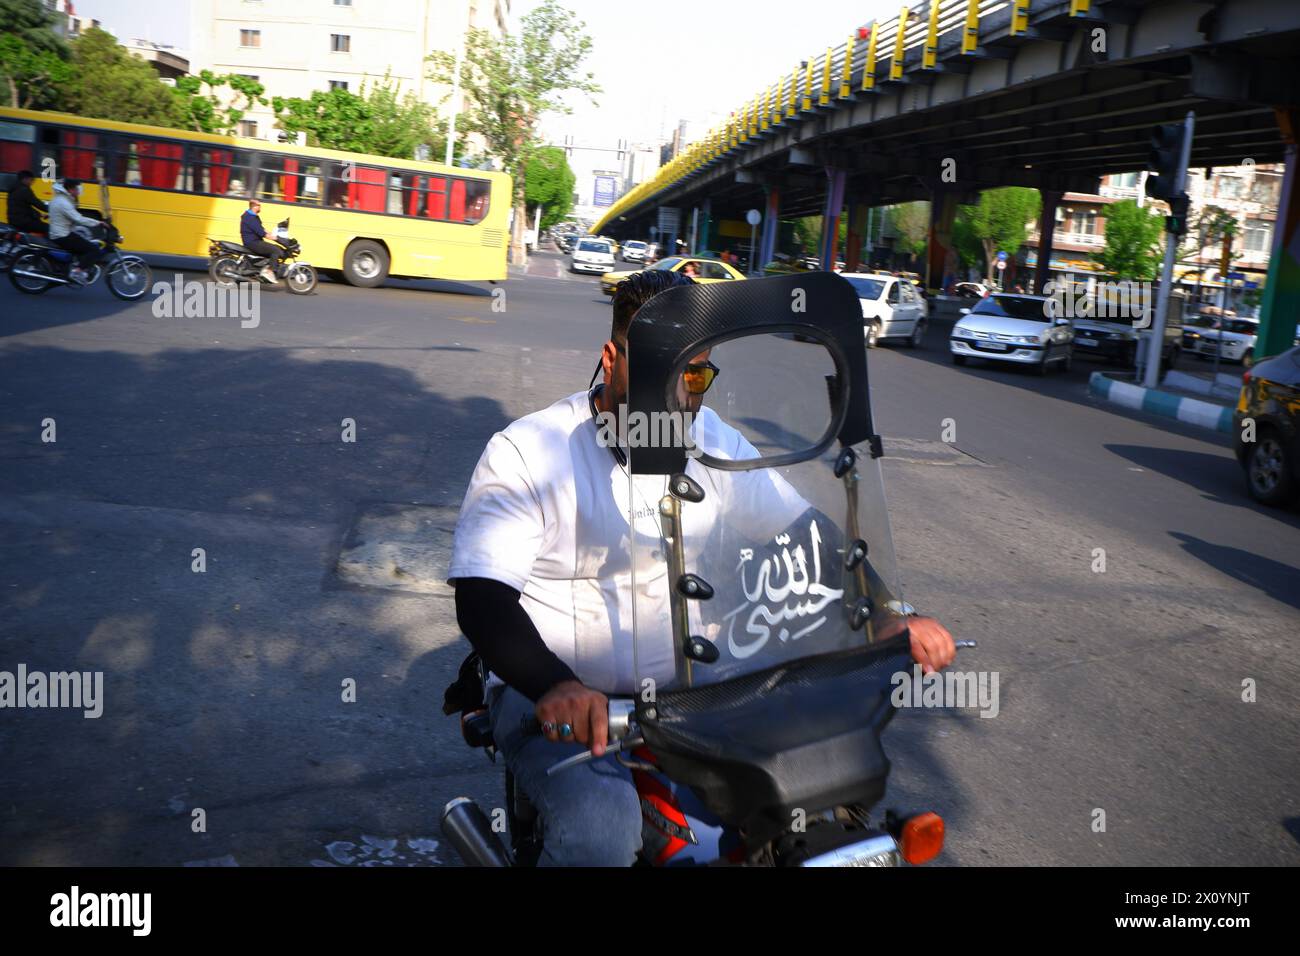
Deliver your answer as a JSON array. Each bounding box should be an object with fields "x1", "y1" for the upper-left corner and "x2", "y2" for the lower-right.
[
  {"x1": 611, "y1": 269, "x2": 694, "y2": 343},
  {"x1": 16, "y1": 170, "x2": 33, "y2": 181}
]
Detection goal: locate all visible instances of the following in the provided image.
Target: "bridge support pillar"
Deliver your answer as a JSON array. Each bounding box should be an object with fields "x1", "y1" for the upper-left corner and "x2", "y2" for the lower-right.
[
  {"x1": 1257, "y1": 108, "x2": 1300, "y2": 360},
  {"x1": 1034, "y1": 190, "x2": 1063, "y2": 295},
  {"x1": 926, "y1": 190, "x2": 960, "y2": 294},
  {"x1": 819, "y1": 167, "x2": 848, "y2": 270},
  {"x1": 758, "y1": 186, "x2": 781, "y2": 272}
]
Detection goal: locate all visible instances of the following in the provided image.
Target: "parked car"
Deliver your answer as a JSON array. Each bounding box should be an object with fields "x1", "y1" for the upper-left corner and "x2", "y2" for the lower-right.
[
  {"x1": 950, "y1": 293, "x2": 1074, "y2": 375},
  {"x1": 953, "y1": 281, "x2": 989, "y2": 299},
  {"x1": 622, "y1": 240, "x2": 648, "y2": 263},
  {"x1": 570, "y1": 237, "x2": 616, "y2": 274},
  {"x1": 1183, "y1": 315, "x2": 1259, "y2": 367},
  {"x1": 1072, "y1": 315, "x2": 1183, "y2": 373},
  {"x1": 600, "y1": 255, "x2": 745, "y2": 296},
  {"x1": 1232, "y1": 345, "x2": 1300, "y2": 506},
  {"x1": 840, "y1": 272, "x2": 928, "y2": 348}
]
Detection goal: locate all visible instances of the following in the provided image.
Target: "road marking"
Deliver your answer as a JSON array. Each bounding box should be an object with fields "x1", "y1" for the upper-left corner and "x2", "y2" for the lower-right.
[{"x1": 445, "y1": 315, "x2": 495, "y2": 324}]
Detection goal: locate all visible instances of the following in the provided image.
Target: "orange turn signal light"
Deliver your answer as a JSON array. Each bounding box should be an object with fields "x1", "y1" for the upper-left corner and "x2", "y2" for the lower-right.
[{"x1": 899, "y1": 812, "x2": 944, "y2": 865}]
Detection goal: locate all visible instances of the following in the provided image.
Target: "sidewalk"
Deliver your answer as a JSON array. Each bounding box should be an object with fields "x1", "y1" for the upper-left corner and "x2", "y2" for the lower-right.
[{"x1": 1088, "y1": 369, "x2": 1237, "y2": 434}]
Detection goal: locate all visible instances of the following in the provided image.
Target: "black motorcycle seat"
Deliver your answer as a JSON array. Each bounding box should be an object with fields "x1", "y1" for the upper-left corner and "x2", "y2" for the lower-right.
[{"x1": 217, "y1": 240, "x2": 255, "y2": 254}]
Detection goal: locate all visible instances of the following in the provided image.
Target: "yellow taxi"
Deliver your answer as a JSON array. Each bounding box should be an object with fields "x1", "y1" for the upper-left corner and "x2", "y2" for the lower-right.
[{"x1": 601, "y1": 256, "x2": 747, "y2": 296}]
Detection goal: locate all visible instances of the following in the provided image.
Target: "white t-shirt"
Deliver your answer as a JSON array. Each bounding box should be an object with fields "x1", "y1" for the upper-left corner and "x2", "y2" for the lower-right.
[{"x1": 447, "y1": 390, "x2": 809, "y2": 695}]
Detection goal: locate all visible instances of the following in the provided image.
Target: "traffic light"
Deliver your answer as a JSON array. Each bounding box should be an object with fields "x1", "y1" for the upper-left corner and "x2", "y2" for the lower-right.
[
  {"x1": 1145, "y1": 123, "x2": 1186, "y2": 201},
  {"x1": 1165, "y1": 193, "x2": 1190, "y2": 236}
]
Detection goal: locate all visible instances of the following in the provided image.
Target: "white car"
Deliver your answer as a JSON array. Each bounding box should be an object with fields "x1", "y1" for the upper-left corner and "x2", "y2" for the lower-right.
[
  {"x1": 570, "y1": 238, "x2": 616, "y2": 275},
  {"x1": 950, "y1": 293, "x2": 1074, "y2": 375},
  {"x1": 1184, "y1": 316, "x2": 1259, "y2": 366},
  {"x1": 840, "y1": 272, "x2": 928, "y2": 348},
  {"x1": 622, "y1": 240, "x2": 648, "y2": 262}
]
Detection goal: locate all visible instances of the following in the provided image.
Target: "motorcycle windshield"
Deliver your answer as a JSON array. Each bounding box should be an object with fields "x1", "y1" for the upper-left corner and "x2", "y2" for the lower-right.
[{"x1": 626, "y1": 325, "x2": 903, "y2": 695}]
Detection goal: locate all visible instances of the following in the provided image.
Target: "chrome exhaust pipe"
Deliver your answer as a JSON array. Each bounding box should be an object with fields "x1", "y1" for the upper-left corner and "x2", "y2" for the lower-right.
[
  {"x1": 11, "y1": 270, "x2": 69, "y2": 284},
  {"x1": 440, "y1": 797, "x2": 513, "y2": 867}
]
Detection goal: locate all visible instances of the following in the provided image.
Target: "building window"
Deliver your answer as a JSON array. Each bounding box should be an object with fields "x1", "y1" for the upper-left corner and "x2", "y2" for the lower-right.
[
  {"x1": 1216, "y1": 177, "x2": 1242, "y2": 200},
  {"x1": 1244, "y1": 221, "x2": 1272, "y2": 255},
  {"x1": 330, "y1": 34, "x2": 351, "y2": 53},
  {"x1": 238, "y1": 120, "x2": 258, "y2": 138},
  {"x1": 1108, "y1": 172, "x2": 1139, "y2": 189},
  {"x1": 1250, "y1": 176, "x2": 1279, "y2": 205},
  {"x1": 334, "y1": 0, "x2": 352, "y2": 5},
  {"x1": 329, "y1": 80, "x2": 348, "y2": 92},
  {"x1": 239, "y1": 29, "x2": 261, "y2": 48}
]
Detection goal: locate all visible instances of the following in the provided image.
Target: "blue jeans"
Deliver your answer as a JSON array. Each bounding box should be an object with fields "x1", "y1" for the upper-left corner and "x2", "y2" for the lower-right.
[{"x1": 486, "y1": 684, "x2": 642, "y2": 866}]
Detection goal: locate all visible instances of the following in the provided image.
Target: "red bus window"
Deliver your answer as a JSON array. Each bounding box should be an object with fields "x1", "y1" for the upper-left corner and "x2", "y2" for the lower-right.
[
  {"x1": 347, "y1": 165, "x2": 385, "y2": 212},
  {"x1": 0, "y1": 140, "x2": 32, "y2": 172},
  {"x1": 208, "y1": 149, "x2": 232, "y2": 194},
  {"x1": 426, "y1": 176, "x2": 446, "y2": 219},
  {"x1": 449, "y1": 178, "x2": 466, "y2": 222},
  {"x1": 463, "y1": 180, "x2": 490, "y2": 224},
  {"x1": 406, "y1": 176, "x2": 423, "y2": 216},
  {"x1": 281, "y1": 157, "x2": 299, "y2": 203},
  {"x1": 137, "y1": 140, "x2": 183, "y2": 189},
  {"x1": 60, "y1": 131, "x2": 97, "y2": 180}
]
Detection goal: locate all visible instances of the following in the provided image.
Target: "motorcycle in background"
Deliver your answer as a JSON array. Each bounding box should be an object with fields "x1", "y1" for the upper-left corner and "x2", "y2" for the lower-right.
[
  {"x1": 208, "y1": 218, "x2": 317, "y2": 295},
  {"x1": 441, "y1": 272, "x2": 972, "y2": 867},
  {"x1": 7, "y1": 218, "x2": 151, "y2": 300}
]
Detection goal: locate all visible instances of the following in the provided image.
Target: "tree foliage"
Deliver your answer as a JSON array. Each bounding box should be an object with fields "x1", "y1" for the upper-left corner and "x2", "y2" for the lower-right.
[
  {"x1": 56, "y1": 27, "x2": 180, "y2": 127},
  {"x1": 427, "y1": 0, "x2": 599, "y2": 263},
  {"x1": 885, "y1": 202, "x2": 930, "y2": 257},
  {"x1": 954, "y1": 188, "x2": 1041, "y2": 279},
  {"x1": 0, "y1": 0, "x2": 70, "y2": 110},
  {"x1": 1098, "y1": 199, "x2": 1165, "y2": 280},
  {"x1": 272, "y1": 76, "x2": 443, "y2": 159},
  {"x1": 525, "y1": 146, "x2": 576, "y2": 230},
  {"x1": 174, "y1": 71, "x2": 268, "y2": 135}
]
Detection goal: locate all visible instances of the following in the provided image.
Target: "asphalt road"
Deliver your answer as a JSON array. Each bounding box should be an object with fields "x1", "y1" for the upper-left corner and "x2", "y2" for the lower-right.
[{"x1": 1, "y1": 247, "x2": 1296, "y2": 866}]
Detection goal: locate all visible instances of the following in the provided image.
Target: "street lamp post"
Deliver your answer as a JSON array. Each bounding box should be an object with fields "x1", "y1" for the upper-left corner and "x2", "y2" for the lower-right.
[
  {"x1": 746, "y1": 209, "x2": 761, "y2": 276},
  {"x1": 444, "y1": 36, "x2": 465, "y2": 168}
]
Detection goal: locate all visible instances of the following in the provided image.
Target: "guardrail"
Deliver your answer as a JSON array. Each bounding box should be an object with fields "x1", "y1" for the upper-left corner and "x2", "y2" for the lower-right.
[{"x1": 594, "y1": 0, "x2": 1103, "y2": 233}]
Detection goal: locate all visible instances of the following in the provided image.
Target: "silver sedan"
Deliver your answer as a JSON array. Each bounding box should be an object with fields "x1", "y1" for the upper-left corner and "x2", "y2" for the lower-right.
[{"x1": 950, "y1": 293, "x2": 1075, "y2": 375}]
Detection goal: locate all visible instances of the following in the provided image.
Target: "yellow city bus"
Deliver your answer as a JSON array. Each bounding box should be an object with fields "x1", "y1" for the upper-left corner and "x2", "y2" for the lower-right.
[{"x1": 0, "y1": 107, "x2": 511, "y2": 286}]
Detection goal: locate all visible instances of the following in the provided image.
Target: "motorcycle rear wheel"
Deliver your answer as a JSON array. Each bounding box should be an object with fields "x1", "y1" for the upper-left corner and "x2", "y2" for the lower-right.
[
  {"x1": 284, "y1": 262, "x2": 318, "y2": 295},
  {"x1": 107, "y1": 257, "x2": 152, "y2": 301},
  {"x1": 8, "y1": 251, "x2": 55, "y2": 294},
  {"x1": 210, "y1": 255, "x2": 241, "y2": 288}
]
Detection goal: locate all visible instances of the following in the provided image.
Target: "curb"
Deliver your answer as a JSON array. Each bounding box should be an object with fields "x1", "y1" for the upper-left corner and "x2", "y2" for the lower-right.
[{"x1": 1088, "y1": 371, "x2": 1234, "y2": 434}]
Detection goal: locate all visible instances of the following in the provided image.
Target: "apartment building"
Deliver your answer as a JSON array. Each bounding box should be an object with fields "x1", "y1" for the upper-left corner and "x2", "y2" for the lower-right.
[
  {"x1": 43, "y1": 0, "x2": 101, "y2": 38},
  {"x1": 188, "y1": 0, "x2": 510, "y2": 143},
  {"x1": 1025, "y1": 164, "x2": 1283, "y2": 290}
]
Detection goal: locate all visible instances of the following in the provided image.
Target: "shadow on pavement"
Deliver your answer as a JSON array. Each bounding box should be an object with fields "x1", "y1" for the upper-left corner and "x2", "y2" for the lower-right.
[{"x1": 1168, "y1": 532, "x2": 1300, "y2": 612}]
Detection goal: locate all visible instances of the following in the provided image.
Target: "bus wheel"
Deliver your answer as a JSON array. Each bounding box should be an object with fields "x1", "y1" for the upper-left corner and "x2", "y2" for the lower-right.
[{"x1": 343, "y1": 241, "x2": 389, "y2": 288}]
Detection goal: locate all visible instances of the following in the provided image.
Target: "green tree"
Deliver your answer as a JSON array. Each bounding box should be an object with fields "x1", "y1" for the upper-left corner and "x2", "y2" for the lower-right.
[
  {"x1": 1098, "y1": 199, "x2": 1165, "y2": 280},
  {"x1": 273, "y1": 76, "x2": 443, "y2": 159},
  {"x1": 0, "y1": 0, "x2": 70, "y2": 109},
  {"x1": 885, "y1": 202, "x2": 930, "y2": 258},
  {"x1": 173, "y1": 71, "x2": 268, "y2": 134},
  {"x1": 427, "y1": 0, "x2": 600, "y2": 265},
  {"x1": 954, "y1": 187, "x2": 1041, "y2": 280},
  {"x1": 524, "y1": 146, "x2": 575, "y2": 230},
  {"x1": 56, "y1": 27, "x2": 180, "y2": 127}
]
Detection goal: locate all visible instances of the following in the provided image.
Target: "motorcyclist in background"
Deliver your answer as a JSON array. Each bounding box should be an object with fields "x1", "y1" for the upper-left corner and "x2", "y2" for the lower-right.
[
  {"x1": 240, "y1": 199, "x2": 282, "y2": 283},
  {"x1": 7, "y1": 171, "x2": 47, "y2": 236},
  {"x1": 48, "y1": 179, "x2": 101, "y2": 284}
]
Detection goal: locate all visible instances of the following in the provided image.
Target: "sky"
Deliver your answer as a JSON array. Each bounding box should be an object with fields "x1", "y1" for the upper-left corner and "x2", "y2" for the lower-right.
[{"x1": 71, "y1": 0, "x2": 901, "y2": 150}]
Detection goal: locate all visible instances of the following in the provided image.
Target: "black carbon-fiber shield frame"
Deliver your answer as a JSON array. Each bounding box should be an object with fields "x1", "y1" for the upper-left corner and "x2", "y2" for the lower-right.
[{"x1": 625, "y1": 272, "x2": 876, "y2": 475}]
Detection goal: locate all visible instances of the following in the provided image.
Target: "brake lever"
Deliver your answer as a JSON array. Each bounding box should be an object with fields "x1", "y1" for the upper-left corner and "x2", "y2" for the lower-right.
[{"x1": 545, "y1": 736, "x2": 645, "y2": 777}]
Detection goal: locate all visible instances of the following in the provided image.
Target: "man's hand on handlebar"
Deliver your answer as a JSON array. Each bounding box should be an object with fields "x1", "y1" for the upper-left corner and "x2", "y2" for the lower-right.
[
  {"x1": 878, "y1": 614, "x2": 957, "y2": 675},
  {"x1": 535, "y1": 680, "x2": 609, "y2": 756}
]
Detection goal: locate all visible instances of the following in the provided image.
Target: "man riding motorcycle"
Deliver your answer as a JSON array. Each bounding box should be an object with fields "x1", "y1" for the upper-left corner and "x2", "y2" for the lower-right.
[
  {"x1": 240, "y1": 199, "x2": 282, "y2": 283},
  {"x1": 447, "y1": 269, "x2": 958, "y2": 866},
  {"x1": 48, "y1": 179, "x2": 102, "y2": 284},
  {"x1": 6, "y1": 170, "x2": 47, "y2": 236}
]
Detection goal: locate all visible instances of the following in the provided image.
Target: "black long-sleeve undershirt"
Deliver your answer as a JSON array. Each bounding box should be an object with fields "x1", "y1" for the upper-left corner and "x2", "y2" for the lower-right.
[{"x1": 453, "y1": 576, "x2": 578, "y2": 703}]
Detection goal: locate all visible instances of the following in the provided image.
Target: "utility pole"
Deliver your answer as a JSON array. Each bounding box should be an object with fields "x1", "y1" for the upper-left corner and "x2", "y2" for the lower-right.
[
  {"x1": 1142, "y1": 112, "x2": 1195, "y2": 389},
  {"x1": 1212, "y1": 229, "x2": 1232, "y2": 380},
  {"x1": 444, "y1": 34, "x2": 465, "y2": 167}
]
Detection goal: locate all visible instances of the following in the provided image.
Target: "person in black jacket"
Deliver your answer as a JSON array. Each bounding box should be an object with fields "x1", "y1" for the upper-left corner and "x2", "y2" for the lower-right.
[{"x1": 6, "y1": 171, "x2": 48, "y2": 234}]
